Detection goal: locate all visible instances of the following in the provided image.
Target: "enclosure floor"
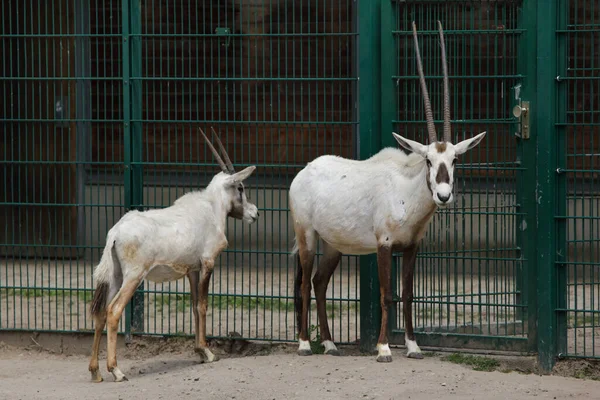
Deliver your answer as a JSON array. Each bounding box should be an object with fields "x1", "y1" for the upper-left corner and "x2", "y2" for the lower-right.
[{"x1": 0, "y1": 342, "x2": 597, "y2": 400}]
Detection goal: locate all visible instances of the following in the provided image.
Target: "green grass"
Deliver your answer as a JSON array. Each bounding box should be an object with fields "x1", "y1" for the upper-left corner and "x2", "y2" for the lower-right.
[
  {"x1": 568, "y1": 313, "x2": 600, "y2": 328},
  {"x1": 0, "y1": 288, "x2": 94, "y2": 302},
  {"x1": 151, "y1": 293, "x2": 358, "y2": 314},
  {"x1": 308, "y1": 324, "x2": 324, "y2": 354},
  {"x1": 441, "y1": 353, "x2": 500, "y2": 372},
  {"x1": 1, "y1": 288, "x2": 358, "y2": 314}
]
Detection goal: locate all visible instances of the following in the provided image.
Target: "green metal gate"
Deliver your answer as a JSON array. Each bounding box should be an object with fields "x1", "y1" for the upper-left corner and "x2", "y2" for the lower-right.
[{"x1": 381, "y1": 0, "x2": 529, "y2": 353}]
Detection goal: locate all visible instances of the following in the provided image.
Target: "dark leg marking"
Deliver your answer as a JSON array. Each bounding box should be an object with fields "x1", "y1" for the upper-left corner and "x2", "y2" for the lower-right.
[
  {"x1": 313, "y1": 242, "x2": 342, "y2": 356},
  {"x1": 402, "y1": 244, "x2": 423, "y2": 359},
  {"x1": 376, "y1": 245, "x2": 393, "y2": 363}
]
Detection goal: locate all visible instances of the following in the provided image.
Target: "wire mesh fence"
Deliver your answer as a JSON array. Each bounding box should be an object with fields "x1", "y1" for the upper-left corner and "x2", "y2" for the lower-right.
[
  {"x1": 559, "y1": 0, "x2": 600, "y2": 359},
  {"x1": 0, "y1": 0, "x2": 598, "y2": 364},
  {"x1": 0, "y1": 0, "x2": 360, "y2": 344},
  {"x1": 386, "y1": 1, "x2": 526, "y2": 351}
]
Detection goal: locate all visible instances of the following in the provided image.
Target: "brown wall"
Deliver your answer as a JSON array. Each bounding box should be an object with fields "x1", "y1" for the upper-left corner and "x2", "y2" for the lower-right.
[
  {"x1": 90, "y1": 0, "x2": 355, "y2": 174},
  {"x1": 0, "y1": 0, "x2": 78, "y2": 258}
]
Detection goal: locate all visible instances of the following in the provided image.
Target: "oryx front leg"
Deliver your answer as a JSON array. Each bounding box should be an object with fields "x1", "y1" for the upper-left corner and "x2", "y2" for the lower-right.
[
  {"x1": 376, "y1": 244, "x2": 393, "y2": 363},
  {"x1": 187, "y1": 270, "x2": 201, "y2": 357},
  {"x1": 402, "y1": 245, "x2": 423, "y2": 359},
  {"x1": 196, "y1": 259, "x2": 219, "y2": 363}
]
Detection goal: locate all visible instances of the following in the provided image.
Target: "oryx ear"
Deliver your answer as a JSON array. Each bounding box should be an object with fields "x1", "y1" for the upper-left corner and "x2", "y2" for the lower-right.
[
  {"x1": 392, "y1": 132, "x2": 428, "y2": 158},
  {"x1": 454, "y1": 131, "x2": 486, "y2": 155},
  {"x1": 226, "y1": 166, "x2": 256, "y2": 185}
]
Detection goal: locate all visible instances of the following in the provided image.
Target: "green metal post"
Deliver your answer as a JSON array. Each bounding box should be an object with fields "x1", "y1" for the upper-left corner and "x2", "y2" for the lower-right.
[
  {"x1": 129, "y1": 0, "x2": 145, "y2": 334},
  {"x1": 123, "y1": 0, "x2": 144, "y2": 337},
  {"x1": 517, "y1": 0, "x2": 539, "y2": 354},
  {"x1": 380, "y1": 0, "x2": 398, "y2": 337},
  {"x1": 554, "y1": 0, "x2": 568, "y2": 358},
  {"x1": 535, "y1": 0, "x2": 559, "y2": 372},
  {"x1": 358, "y1": 0, "x2": 382, "y2": 354},
  {"x1": 122, "y1": 0, "x2": 133, "y2": 339}
]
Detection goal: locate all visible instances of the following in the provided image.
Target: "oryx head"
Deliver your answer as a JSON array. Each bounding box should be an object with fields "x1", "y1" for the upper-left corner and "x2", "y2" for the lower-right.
[
  {"x1": 200, "y1": 127, "x2": 259, "y2": 223},
  {"x1": 393, "y1": 21, "x2": 486, "y2": 208}
]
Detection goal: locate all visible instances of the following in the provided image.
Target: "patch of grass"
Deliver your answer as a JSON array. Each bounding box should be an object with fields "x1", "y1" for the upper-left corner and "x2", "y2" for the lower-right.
[
  {"x1": 308, "y1": 324, "x2": 324, "y2": 355},
  {"x1": 568, "y1": 313, "x2": 600, "y2": 328},
  {"x1": 441, "y1": 353, "x2": 500, "y2": 372},
  {"x1": 0, "y1": 288, "x2": 94, "y2": 303},
  {"x1": 573, "y1": 367, "x2": 600, "y2": 381},
  {"x1": 77, "y1": 291, "x2": 93, "y2": 303}
]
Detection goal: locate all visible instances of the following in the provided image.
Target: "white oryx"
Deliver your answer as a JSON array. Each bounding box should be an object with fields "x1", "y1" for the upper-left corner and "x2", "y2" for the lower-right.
[
  {"x1": 290, "y1": 21, "x2": 486, "y2": 362},
  {"x1": 88, "y1": 128, "x2": 259, "y2": 382}
]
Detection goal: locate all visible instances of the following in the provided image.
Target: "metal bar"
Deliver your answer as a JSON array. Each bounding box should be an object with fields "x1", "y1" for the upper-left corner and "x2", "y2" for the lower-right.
[
  {"x1": 129, "y1": 0, "x2": 144, "y2": 334},
  {"x1": 358, "y1": 0, "x2": 382, "y2": 354},
  {"x1": 535, "y1": 0, "x2": 559, "y2": 372},
  {"x1": 121, "y1": 0, "x2": 133, "y2": 340}
]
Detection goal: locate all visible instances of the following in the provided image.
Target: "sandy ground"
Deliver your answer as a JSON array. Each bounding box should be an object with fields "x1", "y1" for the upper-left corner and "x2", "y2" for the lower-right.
[{"x1": 0, "y1": 338, "x2": 599, "y2": 400}]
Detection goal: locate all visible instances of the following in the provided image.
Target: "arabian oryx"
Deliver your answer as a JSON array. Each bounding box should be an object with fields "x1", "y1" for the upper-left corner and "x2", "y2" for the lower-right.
[
  {"x1": 290, "y1": 21, "x2": 486, "y2": 362},
  {"x1": 88, "y1": 128, "x2": 259, "y2": 382}
]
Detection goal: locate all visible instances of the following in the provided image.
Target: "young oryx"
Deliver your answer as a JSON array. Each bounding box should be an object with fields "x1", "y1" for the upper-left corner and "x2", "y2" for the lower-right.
[
  {"x1": 88, "y1": 128, "x2": 259, "y2": 382},
  {"x1": 290, "y1": 21, "x2": 486, "y2": 362}
]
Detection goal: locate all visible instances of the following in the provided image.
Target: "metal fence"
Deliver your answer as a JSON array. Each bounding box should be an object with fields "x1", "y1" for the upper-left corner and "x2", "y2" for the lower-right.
[
  {"x1": 0, "y1": 0, "x2": 598, "y2": 371},
  {"x1": 558, "y1": 0, "x2": 600, "y2": 360}
]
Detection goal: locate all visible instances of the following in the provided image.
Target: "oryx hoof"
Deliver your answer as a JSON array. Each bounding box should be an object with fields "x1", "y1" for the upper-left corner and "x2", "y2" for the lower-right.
[
  {"x1": 110, "y1": 367, "x2": 128, "y2": 382},
  {"x1": 297, "y1": 349, "x2": 313, "y2": 356},
  {"x1": 325, "y1": 349, "x2": 341, "y2": 356},
  {"x1": 196, "y1": 348, "x2": 219, "y2": 363},
  {"x1": 90, "y1": 370, "x2": 104, "y2": 383},
  {"x1": 407, "y1": 352, "x2": 424, "y2": 360},
  {"x1": 376, "y1": 355, "x2": 393, "y2": 363}
]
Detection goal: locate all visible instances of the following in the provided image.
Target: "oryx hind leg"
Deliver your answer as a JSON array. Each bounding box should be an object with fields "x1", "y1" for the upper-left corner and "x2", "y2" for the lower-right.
[
  {"x1": 312, "y1": 241, "x2": 342, "y2": 356},
  {"x1": 294, "y1": 226, "x2": 318, "y2": 356},
  {"x1": 106, "y1": 275, "x2": 144, "y2": 382}
]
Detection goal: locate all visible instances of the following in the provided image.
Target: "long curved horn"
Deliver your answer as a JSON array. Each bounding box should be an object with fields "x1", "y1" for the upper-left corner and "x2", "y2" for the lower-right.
[
  {"x1": 210, "y1": 126, "x2": 235, "y2": 173},
  {"x1": 199, "y1": 127, "x2": 228, "y2": 173},
  {"x1": 412, "y1": 21, "x2": 437, "y2": 144},
  {"x1": 438, "y1": 21, "x2": 451, "y2": 143}
]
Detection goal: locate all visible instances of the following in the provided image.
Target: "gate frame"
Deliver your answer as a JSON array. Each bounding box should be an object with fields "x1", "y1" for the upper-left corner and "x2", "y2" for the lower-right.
[{"x1": 357, "y1": 0, "x2": 564, "y2": 373}]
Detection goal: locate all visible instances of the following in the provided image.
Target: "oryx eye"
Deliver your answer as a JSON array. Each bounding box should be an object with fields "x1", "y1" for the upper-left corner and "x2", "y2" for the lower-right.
[
  {"x1": 452, "y1": 158, "x2": 458, "y2": 166},
  {"x1": 237, "y1": 186, "x2": 244, "y2": 193},
  {"x1": 426, "y1": 158, "x2": 432, "y2": 167}
]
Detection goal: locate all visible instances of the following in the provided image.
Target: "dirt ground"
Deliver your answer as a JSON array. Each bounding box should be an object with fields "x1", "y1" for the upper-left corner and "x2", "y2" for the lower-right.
[{"x1": 1, "y1": 336, "x2": 599, "y2": 400}]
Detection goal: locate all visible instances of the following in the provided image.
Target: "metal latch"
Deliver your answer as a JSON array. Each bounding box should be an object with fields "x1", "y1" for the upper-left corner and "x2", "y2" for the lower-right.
[
  {"x1": 512, "y1": 101, "x2": 530, "y2": 140},
  {"x1": 215, "y1": 27, "x2": 231, "y2": 48}
]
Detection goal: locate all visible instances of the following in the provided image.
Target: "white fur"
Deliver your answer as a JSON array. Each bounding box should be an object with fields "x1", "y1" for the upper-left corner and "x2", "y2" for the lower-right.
[
  {"x1": 89, "y1": 162, "x2": 258, "y2": 381},
  {"x1": 289, "y1": 131, "x2": 486, "y2": 361},
  {"x1": 405, "y1": 336, "x2": 422, "y2": 355},
  {"x1": 376, "y1": 343, "x2": 392, "y2": 357},
  {"x1": 322, "y1": 340, "x2": 338, "y2": 354},
  {"x1": 298, "y1": 339, "x2": 311, "y2": 351},
  {"x1": 93, "y1": 166, "x2": 258, "y2": 290}
]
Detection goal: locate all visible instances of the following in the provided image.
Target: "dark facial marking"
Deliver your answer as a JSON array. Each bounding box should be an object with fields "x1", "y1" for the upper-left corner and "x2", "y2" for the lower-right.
[
  {"x1": 436, "y1": 162, "x2": 450, "y2": 184},
  {"x1": 424, "y1": 160, "x2": 433, "y2": 195},
  {"x1": 435, "y1": 142, "x2": 447, "y2": 153}
]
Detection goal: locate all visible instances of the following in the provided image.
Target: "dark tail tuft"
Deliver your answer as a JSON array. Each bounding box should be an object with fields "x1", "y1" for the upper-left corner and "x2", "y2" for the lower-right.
[
  {"x1": 90, "y1": 282, "x2": 109, "y2": 316},
  {"x1": 294, "y1": 254, "x2": 303, "y2": 334}
]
